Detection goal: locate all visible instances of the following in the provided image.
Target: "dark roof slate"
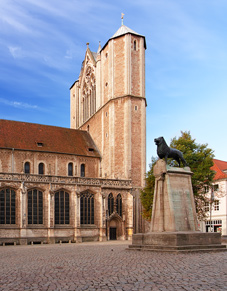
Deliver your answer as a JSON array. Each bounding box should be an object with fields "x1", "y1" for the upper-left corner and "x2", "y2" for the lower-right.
[{"x1": 0, "y1": 119, "x2": 100, "y2": 158}]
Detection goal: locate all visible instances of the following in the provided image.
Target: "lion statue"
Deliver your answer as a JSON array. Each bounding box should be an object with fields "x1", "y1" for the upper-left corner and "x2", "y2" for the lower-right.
[{"x1": 154, "y1": 137, "x2": 188, "y2": 167}]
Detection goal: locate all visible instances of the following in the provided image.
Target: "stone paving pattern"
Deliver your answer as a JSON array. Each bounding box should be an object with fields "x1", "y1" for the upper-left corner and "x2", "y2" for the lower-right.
[{"x1": 0, "y1": 241, "x2": 226, "y2": 291}]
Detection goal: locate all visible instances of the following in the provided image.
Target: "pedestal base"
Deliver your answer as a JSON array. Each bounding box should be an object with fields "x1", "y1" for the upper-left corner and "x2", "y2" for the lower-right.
[{"x1": 128, "y1": 232, "x2": 227, "y2": 252}]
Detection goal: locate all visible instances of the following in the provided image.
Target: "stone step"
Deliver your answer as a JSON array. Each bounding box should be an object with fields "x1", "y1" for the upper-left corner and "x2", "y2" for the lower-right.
[{"x1": 127, "y1": 244, "x2": 227, "y2": 252}]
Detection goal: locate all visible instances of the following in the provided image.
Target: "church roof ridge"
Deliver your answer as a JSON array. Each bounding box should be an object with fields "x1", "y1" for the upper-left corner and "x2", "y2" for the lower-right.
[{"x1": 0, "y1": 119, "x2": 100, "y2": 158}]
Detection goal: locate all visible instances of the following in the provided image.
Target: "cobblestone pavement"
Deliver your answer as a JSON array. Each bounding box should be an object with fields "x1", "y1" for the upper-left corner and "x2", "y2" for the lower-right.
[{"x1": 0, "y1": 241, "x2": 226, "y2": 291}]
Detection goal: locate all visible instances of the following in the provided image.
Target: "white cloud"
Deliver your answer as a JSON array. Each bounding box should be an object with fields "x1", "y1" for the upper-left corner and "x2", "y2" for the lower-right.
[
  {"x1": 8, "y1": 46, "x2": 22, "y2": 58},
  {"x1": 0, "y1": 98, "x2": 42, "y2": 110}
]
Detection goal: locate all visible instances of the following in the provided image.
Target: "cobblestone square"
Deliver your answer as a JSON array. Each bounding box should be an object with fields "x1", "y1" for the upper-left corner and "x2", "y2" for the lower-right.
[{"x1": 0, "y1": 241, "x2": 226, "y2": 290}]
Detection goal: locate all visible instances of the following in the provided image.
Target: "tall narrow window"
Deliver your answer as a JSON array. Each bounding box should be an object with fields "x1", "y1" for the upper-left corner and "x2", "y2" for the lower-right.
[
  {"x1": 55, "y1": 190, "x2": 69, "y2": 224},
  {"x1": 108, "y1": 193, "x2": 114, "y2": 216},
  {"x1": 81, "y1": 164, "x2": 85, "y2": 177},
  {"x1": 0, "y1": 188, "x2": 16, "y2": 224},
  {"x1": 28, "y1": 189, "x2": 43, "y2": 224},
  {"x1": 80, "y1": 191, "x2": 94, "y2": 224},
  {"x1": 38, "y1": 163, "x2": 44, "y2": 175},
  {"x1": 116, "y1": 194, "x2": 122, "y2": 217},
  {"x1": 134, "y1": 40, "x2": 137, "y2": 50},
  {"x1": 24, "y1": 162, "x2": 30, "y2": 174},
  {"x1": 68, "y1": 163, "x2": 73, "y2": 176}
]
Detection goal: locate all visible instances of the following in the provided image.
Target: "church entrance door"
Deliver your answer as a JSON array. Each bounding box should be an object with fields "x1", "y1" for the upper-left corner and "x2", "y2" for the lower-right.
[{"x1": 110, "y1": 227, "x2": 117, "y2": 240}]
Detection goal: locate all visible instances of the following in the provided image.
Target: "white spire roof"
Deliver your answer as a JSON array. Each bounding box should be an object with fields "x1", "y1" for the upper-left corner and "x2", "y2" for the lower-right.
[
  {"x1": 99, "y1": 24, "x2": 147, "y2": 52},
  {"x1": 111, "y1": 25, "x2": 141, "y2": 39}
]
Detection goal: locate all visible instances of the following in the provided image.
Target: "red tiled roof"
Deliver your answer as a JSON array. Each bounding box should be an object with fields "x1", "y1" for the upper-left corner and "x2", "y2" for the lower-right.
[
  {"x1": 211, "y1": 159, "x2": 227, "y2": 180},
  {"x1": 0, "y1": 119, "x2": 100, "y2": 158}
]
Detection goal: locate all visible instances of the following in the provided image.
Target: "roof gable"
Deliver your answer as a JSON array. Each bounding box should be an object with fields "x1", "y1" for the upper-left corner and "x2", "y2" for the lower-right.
[
  {"x1": 0, "y1": 119, "x2": 100, "y2": 158},
  {"x1": 211, "y1": 159, "x2": 227, "y2": 180}
]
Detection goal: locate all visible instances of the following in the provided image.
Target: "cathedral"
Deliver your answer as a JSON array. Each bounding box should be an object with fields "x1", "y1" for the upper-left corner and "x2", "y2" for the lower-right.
[{"x1": 0, "y1": 23, "x2": 147, "y2": 245}]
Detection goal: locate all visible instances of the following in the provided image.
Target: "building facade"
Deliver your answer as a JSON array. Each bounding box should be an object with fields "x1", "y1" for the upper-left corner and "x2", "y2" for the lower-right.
[
  {"x1": 0, "y1": 24, "x2": 147, "y2": 245},
  {"x1": 199, "y1": 159, "x2": 227, "y2": 236},
  {"x1": 70, "y1": 24, "x2": 147, "y2": 234}
]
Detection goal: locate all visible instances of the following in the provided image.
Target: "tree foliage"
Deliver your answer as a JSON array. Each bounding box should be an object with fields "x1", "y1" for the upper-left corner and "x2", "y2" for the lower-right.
[{"x1": 141, "y1": 131, "x2": 215, "y2": 221}]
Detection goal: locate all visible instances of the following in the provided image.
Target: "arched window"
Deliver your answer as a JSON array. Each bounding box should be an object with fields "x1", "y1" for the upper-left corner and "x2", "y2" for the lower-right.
[
  {"x1": 55, "y1": 190, "x2": 69, "y2": 224},
  {"x1": 24, "y1": 162, "x2": 30, "y2": 174},
  {"x1": 108, "y1": 193, "x2": 114, "y2": 216},
  {"x1": 0, "y1": 188, "x2": 16, "y2": 224},
  {"x1": 134, "y1": 40, "x2": 137, "y2": 51},
  {"x1": 81, "y1": 164, "x2": 85, "y2": 177},
  {"x1": 68, "y1": 163, "x2": 73, "y2": 176},
  {"x1": 38, "y1": 163, "x2": 44, "y2": 175},
  {"x1": 116, "y1": 194, "x2": 122, "y2": 217},
  {"x1": 28, "y1": 189, "x2": 43, "y2": 224},
  {"x1": 80, "y1": 191, "x2": 94, "y2": 224}
]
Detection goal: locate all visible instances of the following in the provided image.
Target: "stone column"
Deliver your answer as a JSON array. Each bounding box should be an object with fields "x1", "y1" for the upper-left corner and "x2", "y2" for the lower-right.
[
  {"x1": 100, "y1": 193, "x2": 106, "y2": 241},
  {"x1": 72, "y1": 189, "x2": 77, "y2": 242},
  {"x1": 75, "y1": 192, "x2": 82, "y2": 242},
  {"x1": 20, "y1": 182, "x2": 27, "y2": 245},
  {"x1": 48, "y1": 187, "x2": 55, "y2": 244}
]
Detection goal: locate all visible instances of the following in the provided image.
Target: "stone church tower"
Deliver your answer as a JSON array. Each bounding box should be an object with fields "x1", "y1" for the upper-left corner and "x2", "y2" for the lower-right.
[{"x1": 70, "y1": 23, "x2": 147, "y2": 232}]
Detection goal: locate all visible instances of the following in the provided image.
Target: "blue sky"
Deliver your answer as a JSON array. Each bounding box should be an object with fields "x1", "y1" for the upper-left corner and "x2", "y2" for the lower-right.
[{"x1": 0, "y1": 0, "x2": 227, "y2": 168}]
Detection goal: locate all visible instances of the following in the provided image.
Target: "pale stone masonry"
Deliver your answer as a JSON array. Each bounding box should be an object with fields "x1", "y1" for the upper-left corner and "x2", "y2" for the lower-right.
[
  {"x1": 0, "y1": 23, "x2": 147, "y2": 244},
  {"x1": 70, "y1": 25, "x2": 147, "y2": 233}
]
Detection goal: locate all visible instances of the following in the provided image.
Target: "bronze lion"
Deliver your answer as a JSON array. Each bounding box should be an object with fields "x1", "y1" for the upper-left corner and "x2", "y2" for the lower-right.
[{"x1": 154, "y1": 137, "x2": 188, "y2": 167}]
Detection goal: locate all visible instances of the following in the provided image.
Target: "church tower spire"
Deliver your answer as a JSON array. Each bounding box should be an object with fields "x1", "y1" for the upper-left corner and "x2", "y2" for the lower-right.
[{"x1": 121, "y1": 13, "x2": 124, "y2": 25}]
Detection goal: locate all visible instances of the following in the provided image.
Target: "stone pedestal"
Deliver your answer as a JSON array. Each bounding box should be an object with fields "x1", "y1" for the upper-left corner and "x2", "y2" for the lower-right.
[
  {"x1": 129, "y1": 160, "x2": 226, "y2": 252},
  {"x1": 150, "y1": 160, "x2": 198, "y2": 232}
]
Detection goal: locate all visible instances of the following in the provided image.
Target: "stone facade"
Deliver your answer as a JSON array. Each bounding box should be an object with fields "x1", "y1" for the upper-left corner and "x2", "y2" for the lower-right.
[
  {"x1": 0, "y1": 136, "x2": 133, "y2": 244},
  {"x1": 0, "y1": 24, "x2": 147, "y2": 244},
  {"x1": 70, "y1": 25, "x2": 147, "y2": 233}
]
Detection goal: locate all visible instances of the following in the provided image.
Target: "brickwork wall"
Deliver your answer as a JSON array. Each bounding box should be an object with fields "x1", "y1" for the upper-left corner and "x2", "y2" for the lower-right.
[
  {"x1": 131, "y1": 98, "x2": 143, "y2": 186},
  {"x1": 69, "y1": 28, "x2": 146, "y2": 234},
  {"x1": 113, "y1": 36, "x2": 125, "y2": 98},
  {"x1": 114, "y1": 98, "x2": 126, "y2": 179},
  {"x1": 102, "y1": 45, "x2": 110, "y2": 104},
  {"x1": 70, "y1": 83, "x2": 77, "y2": 129},
  {"x1": 0, "y1": 149, "x2": 99, "y2": 178},
  {"x1": 131, "y1": 36, "x2": 141, "y2": 96}
]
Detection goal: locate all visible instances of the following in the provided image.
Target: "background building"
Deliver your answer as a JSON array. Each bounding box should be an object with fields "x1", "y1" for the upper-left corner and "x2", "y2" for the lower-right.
[
  {"x1": 0, "y1": 24, "x2": 147, "y2": 245},
  {"x1": 200, "y1": 159, "x2": 227, "y2": 236}
]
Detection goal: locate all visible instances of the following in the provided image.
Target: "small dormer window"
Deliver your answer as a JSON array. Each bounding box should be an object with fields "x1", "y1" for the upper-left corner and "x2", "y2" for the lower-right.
[
  {"x1": 88, "y1": 148, "x2": 94, "y2": 152},
  {"x1": 37, "y1": 142, "x2": 44, "y2": 147}
]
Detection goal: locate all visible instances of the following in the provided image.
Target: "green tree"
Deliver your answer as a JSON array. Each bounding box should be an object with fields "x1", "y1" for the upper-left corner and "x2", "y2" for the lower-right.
[
  {"x1": 140, "y1": 157, "x2": 157, "y2": 220},
  {"x1": 141, "y1": 131, "x2": 215, "y2": 220}
]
